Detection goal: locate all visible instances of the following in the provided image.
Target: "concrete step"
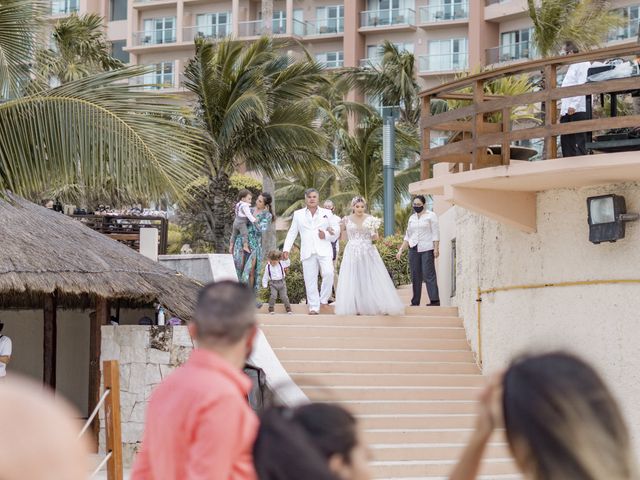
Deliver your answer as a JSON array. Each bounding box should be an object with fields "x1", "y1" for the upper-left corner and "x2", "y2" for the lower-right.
[
  {"x1": 370, "y1": 443, "x2": 511, "y2": 461},
  {"x1": 267, "y1": 336, "x2": 469, "y2": 350},
  {"x1": 259, "y1": 314, "x2": 463, "y2": 327},
  {"x1": 261, "y1": 324, "x2": 466, "y2": 339},
  {"x1": 281, "y1": 360, "x2": 480, "y2": 375},
  {"x1": 258, "y1": 304, "x2": 458, "y2": 317},
  {"x1": 291, "y1": 373, "x2": 485, "y2": 388},
  {"x1": 370, "y1": 457, "x2": 517, "y2": 478},
  {"x1": 301, "y1": 386, "x2": 482, "y2": 401},
  {"x1": 339, "y1": 400, "x2": 478, "y2": 415},
  {"x1": 358, "y1": 414, "x2": 477, "y2": 430},
  {"x1": 273, "y1": 348, "x2": 475, "y2": 363}
]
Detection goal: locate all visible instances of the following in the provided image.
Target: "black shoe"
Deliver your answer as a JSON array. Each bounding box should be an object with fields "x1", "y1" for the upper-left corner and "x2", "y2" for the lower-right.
[{"x1": 427, "y1": 301, "x2": 440, "y2": 307}]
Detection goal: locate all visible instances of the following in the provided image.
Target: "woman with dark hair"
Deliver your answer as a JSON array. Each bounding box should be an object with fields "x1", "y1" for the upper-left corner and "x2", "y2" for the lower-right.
[
  {"x1": 254, "y1": 404, "x2": 372, "y2": 480},
  {"x1": 449, "y1": 352, "x2": 638, "y2": 480},
  {"x1": 232, "y1": 192, "x2": 274, "y2": 294},
  {"x1": 396, "y1": 195, "x2": 440, "y2": 306}
]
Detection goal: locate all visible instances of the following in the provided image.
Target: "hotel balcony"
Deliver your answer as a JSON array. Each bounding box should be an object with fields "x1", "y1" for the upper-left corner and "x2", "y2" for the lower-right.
[
  {"x1": 484, "y1": 0, "x2": 528, "y2": 21},
  {"x1": 183, "y1": 24, "x2": 232, "y2": 42},
  {"x1": 132, "y1": 0, "x2": 177, "y2": 10},
  {"x1": 486, "y1": 41, "x2": 539, "y2": 65},
  {"x1": 418, "y1": 53, "x2": 469, "y2": 75},
  {"x1": 359, "y1": 8, "x2": 416, "y2": 32},
  {"x1": 419, "y1": 2, "x2": 469, "y2": 28},
  {"x1": 302, "y1": 18, "x2": 344, "y2": 40},
  {"x1": 411, "y1": 44, "x2": 640, "y2": 233},
  {"x1": 49, "y1": 0, "x2": 78, "y2": 17},
  {"x1": 238, "y1": 20, "x2": 265, "y2": 37},
  {"x1": 131, "y1": 28, "x2": 177, "y2": 51},
  {"x1": 359, "y1": 57, "x2": 381, "y2": 69}
]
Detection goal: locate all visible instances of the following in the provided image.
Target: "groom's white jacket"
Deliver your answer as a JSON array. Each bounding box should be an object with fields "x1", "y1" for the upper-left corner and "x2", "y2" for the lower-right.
[{"x1": 283, "y1": 207, "x2": 340, "y2": 261}]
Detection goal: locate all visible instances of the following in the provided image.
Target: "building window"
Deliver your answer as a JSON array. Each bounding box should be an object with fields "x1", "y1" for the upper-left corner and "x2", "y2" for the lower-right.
[
  {"x1": 195, "y1": 12, "x2": 231, "y2": 39},
  {"x1": 450, "y1": 238, "x2": 457, "y2": 297},
  {"x1": 143, "y1": 61, "x2": 174, "y2": 89},
  {"x1": 426, "y1": 38, "x2": 468, "y2": 71},
  {"x1": 110, "y1": 0, "x2": 127, "y2": 21},
  {"x1": 142, "y1": 17, "x2": 176, "y2": 45},
  {"x1": 608, "y1": 5, "x2": 639, "y2": 42},
  {"x1": 110, "y1": 40, "x2": 129, "y2": 63},
  {"x1": 499, "y1": 28, "x2": 535, "y2": 61},
  {"x1": 316, "y1": 51, "x2": 344, "y2": 68},
  {"x1": 51, "y1": 0, "x2": 78, "y2": 15},
  {"x1": 315, "y1": 5, "x2": 344, "y2": 33},
  {"x1": 270, "y1": 11, "x2": 287, "y2": 34}
]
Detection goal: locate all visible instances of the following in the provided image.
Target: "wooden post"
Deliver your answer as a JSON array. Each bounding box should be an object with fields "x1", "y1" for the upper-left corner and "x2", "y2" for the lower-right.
[
  {"x1": 104, "y1": 360, "x2": 123, "y2": 480},
  {"x1": 502, "y1": 107, "x2": 511, "y2": 165},
  {"x1": 421, "y1": 95, "x2": 432, "y2": 179},
  {"x1": 89, "y1": 297, "x2": 110, "y2": 451},
  {"x1": 43, "y1": 294, "x2": 57, "y2": 388},
  {"x1": 544, "y1": 64, "x2": 558, "y2": 159},
  {"x1": 471, "y1": 80, "x2": 485, "y2": 168}
]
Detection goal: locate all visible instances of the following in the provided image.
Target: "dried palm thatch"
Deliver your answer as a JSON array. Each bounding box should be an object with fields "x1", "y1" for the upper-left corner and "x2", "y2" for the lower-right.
[{"x1": 0, "y1": 193, "x2": 200, "y2": 319}]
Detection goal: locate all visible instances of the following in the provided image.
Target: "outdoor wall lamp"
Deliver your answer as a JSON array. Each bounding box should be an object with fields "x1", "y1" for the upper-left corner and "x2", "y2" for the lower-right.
[{"x1": 587, "y1": 194, "x2": 639, "y2": 244}]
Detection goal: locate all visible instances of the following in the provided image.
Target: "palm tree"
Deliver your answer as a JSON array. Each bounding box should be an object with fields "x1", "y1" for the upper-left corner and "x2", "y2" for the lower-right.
[
  {"x1": 0, "y1": 0, "x2": 205, "y2": 205},
  {"x1": 34, "y1": 13, "x2": 123, "y2": 86},
  {"x1": 527, "y1": 0, "x2": 623, "y2": 57},
  {"x1": 182, "y1": 37, "x2": 331, "y2": 252}
]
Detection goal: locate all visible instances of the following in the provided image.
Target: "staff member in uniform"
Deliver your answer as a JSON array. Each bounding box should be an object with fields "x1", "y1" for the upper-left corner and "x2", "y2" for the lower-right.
[{"x1": 396, "y1": 195, "x2": 440, "y2": 306}]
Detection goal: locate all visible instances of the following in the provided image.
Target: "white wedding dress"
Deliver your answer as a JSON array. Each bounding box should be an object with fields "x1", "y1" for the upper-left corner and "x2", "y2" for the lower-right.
[{"x1": 334, "y1": 216, "x2": 405, "y2": 316}]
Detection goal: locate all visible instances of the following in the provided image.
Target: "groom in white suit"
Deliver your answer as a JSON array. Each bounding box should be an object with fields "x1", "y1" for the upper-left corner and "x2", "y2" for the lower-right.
[{"x1": 283, "y1": 189, "x2": 340, "y2": 315}]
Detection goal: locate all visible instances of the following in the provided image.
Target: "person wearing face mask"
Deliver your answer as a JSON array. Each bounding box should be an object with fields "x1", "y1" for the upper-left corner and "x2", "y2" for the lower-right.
[
  {"x1": 559, "y1": 41, "x2": 591, "y2": 157},
  {"x1": 131, "y1": 281, "x2": 259, "y2": 480},
  {"x1": 396, "y1": 195, "x2": 440, "y2": 306}
]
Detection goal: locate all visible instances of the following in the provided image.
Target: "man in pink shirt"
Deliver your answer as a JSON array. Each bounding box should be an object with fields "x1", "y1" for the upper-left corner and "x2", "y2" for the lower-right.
[{"x1": 131, "y1": 281, "x2": 259, "y2": 480}]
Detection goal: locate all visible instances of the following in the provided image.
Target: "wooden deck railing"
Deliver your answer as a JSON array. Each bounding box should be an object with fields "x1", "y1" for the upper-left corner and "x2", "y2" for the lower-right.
[{"x1": 419, "y1": 44, "x2": 640, "y2": 179}]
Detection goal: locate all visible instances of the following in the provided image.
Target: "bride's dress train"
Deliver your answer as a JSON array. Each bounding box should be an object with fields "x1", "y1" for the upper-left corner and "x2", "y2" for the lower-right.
[{"x1": 334, "y1": 216, "x2": 405, "y2": 316}]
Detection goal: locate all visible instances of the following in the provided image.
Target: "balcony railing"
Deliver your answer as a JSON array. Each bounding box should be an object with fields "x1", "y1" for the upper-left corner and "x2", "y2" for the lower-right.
[
  {"x1": 129, "y1": 73, "x2": 175, "y2": 90},
  {"x1": 419, "y1": 2, "x2": 469, "y2": 23},
  {"x1": 360, "y1": 8, "x2": 415, "y2": 28},
  {"x1": 183, "y1": 24, "x2": 231, "y2": 42},
  {"x1": 50, "y1": 0, "x2": 78, "y2": 15},
  {"x1": 272, "y1": 18, "x2": 287, "y2": 34},
  {"x1": 418, "y1": 44, "x2": 640, "y2": 177},
  {"x1": 304, "y1": 17, "x2": 344, "y2": 35},
  {"x1": 486, "y1": 41, "x2": 539, "y2": 64},
  {"x1": 238, "y1": 20, "x2": 264, "y2": 37},
  {"x1": 419, "y1": 53, "x2": 469, "y2": 72},
  {"x1": 608, "y1": 17, "x2": 640, "y2": 43},
  {"x1": 133, "y1": 28, "x2": 177, "y2": 46}
]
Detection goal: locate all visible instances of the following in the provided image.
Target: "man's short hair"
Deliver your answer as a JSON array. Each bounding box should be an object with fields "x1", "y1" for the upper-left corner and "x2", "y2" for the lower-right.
[
  {"x1": 194, "y1": 281, "x2": 256, "y2": 344},
  {"x1": 304, "y1": 188, "x2": 319, "y2": 198}
]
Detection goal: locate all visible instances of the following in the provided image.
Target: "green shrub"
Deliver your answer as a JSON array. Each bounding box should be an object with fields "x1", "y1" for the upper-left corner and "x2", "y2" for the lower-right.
[{"x1": 259, "y1": 234, "x2": 409, "y2": 305}]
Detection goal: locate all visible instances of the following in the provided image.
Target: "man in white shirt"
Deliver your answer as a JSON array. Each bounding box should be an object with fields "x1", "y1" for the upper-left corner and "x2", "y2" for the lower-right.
[
  {"x1": 0, "y1": 322, "x2": 12, "y2": 379},
  {"x1": 396, "y1": 196, "x2": 441, "y2": 306},
  {"x1": 559, "y1": 41, "x2": 591, "y2": 157},
  {"x1": 283, "y1": 189, "x2": 340, "y2": 315},
  {"x1": 323, "y1": 200, "x2": 342, "y2": 298}
]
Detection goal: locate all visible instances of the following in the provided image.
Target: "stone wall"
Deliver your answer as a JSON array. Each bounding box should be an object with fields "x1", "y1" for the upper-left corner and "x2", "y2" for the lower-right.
[
  {"x1": 439, "y1": 181, "x2": 640, "y2": 447},
  {"x1": 100, "y1": 325, "x2": 194, "y2": 465}
]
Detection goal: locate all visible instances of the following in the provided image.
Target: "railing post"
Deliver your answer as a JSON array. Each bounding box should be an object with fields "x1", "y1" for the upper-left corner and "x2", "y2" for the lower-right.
[
  {"x1": 502, "y1": 107, "x2": 511, "y2": 165},
  {"x1": 544, "y1": 64, "x2": 558, "y2": 159},
  {"x1": 421, "y1": 95, "x2": 432, "y2": 179},
  {"x1": 103, "y1": 360, "x2": 123, "y2": 480},
  {"x1": 471, "y1": 80, "x2": 484, "y2": 168}
]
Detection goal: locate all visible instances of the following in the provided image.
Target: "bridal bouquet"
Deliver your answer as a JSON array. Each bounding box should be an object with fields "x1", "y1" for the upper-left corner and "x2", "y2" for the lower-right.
[{"x1": 363, "y1": 216, "x2": 382, "y2": 233}]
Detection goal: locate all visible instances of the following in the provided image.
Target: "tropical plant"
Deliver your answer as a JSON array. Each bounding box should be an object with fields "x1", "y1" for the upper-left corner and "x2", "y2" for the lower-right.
[
  {"x1": 527, "y1": 0, "x2": 624, "y2": 57},
  {"x1": 274, "y1": 168, "x2": 346, "y2": 217},
  {"x1": 0, "y1": 0, "x2": 205, "y2": 205},
  {"x1": 182, "y1": 36, "x2": 332, "y2": 252},
  {"x1": 34, "y1": 13, "x2": 123, "y2": 87}
]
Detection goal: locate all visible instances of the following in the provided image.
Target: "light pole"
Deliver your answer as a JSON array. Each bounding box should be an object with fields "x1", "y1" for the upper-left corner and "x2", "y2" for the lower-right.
[{"x1": 382, "y1": 107, "x2": 398, "y2": 237}]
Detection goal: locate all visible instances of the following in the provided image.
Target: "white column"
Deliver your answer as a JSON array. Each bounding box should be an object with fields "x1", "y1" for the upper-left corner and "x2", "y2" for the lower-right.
[
  {"x1": 232, "y1": 0, "x2": 240, "y2": 37},
  {"x1": 176, "y1": 0, "x2": 184, "y2": 43},
  {"x1": 286, "y1": 0, "x2": 293, "y2": 35},
  {"x1": 139, "y1": 228, "x2": 159, "y2": 262}
]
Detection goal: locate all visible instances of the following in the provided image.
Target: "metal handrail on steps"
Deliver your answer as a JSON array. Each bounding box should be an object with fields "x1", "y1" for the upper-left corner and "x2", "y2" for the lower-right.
[{"x1": 79, "y1": 360, "x2": 123, "y2": 480}]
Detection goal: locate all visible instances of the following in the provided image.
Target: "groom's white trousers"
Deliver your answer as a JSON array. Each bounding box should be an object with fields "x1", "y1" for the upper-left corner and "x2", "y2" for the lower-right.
[{"x1": 302, "y1": 254, "x2": 334, "y2": 311}]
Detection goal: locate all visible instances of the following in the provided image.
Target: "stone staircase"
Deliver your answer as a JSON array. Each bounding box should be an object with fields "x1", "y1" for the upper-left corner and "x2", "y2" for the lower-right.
[{"x1": 259, "y1": 287, "x2": 519, "y2": 480}]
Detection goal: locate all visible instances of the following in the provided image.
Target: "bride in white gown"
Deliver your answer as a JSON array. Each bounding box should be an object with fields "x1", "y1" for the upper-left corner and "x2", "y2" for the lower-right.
[{"x1": 334, "y1": 197, "x2": 405, "y2": 316}]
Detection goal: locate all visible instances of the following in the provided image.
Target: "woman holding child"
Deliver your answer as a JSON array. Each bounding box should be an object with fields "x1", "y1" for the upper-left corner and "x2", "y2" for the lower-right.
[{"x1": 231, "y1": 190, "x2": 274, "y2": 294}]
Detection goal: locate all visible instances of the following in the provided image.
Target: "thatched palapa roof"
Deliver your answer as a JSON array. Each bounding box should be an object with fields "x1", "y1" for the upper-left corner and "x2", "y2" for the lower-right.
[{"x1": 0, "y1": 193, "x2": 199, "y2": 319}]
